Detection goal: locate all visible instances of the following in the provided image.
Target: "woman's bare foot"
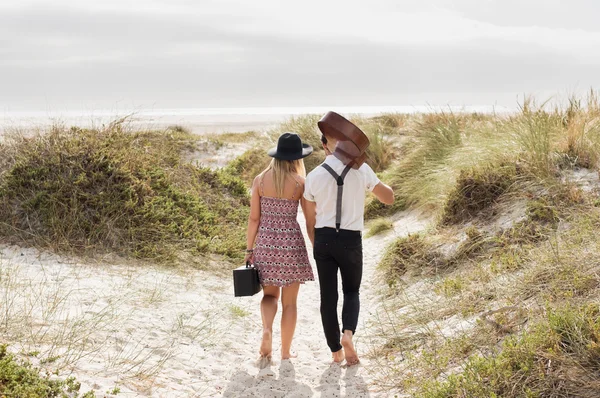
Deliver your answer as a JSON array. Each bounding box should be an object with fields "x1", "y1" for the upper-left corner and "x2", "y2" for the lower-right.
[
  {"x1": 281, "y1": 349, "x2": 298, "y2": 360},
  {"x1": 332, "y1": 348, "x2": 345, "y2": 363},
  {"x1": 341, "y1": 332, "x2": 359, "y2": 366},
  {"x1": 256, "y1": 355, "x2": 272, "y2": 369},
  {"x1": 260, "y1": 329, "x2": 273, "y2": 358}
]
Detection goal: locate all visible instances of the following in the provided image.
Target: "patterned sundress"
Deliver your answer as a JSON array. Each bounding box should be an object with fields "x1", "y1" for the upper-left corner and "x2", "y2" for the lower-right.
[{"x1": 253, "y1": 178, "x2": 315, "y2": 287}]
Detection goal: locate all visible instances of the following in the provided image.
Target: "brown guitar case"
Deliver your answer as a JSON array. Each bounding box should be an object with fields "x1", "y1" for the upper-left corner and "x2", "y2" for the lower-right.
[{"x1": 317, "y1": 111, "x2": 370, "y2": 169}]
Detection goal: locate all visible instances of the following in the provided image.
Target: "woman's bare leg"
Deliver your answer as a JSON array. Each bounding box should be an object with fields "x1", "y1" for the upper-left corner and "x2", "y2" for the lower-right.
[
  {"x1": 260, "y1": 285, "x2": 280, "y2": 358},
  {"x1": 280, "y1": 283, "x2": 300, "y2": 359}
]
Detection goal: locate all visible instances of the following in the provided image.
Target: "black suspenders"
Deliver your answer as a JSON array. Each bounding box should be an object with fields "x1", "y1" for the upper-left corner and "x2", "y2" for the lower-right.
[{"x1": 321, "y1": 163, "x2": 352, "y2": 232}]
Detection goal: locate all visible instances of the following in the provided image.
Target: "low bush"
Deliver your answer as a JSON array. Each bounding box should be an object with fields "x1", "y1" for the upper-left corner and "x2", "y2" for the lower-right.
[
  {"x1": 0, "y1": 125, "x2": 249, "y2": 263},
  {"x1": 0, "y1": 345, "x2": 93, "y2": 397},
  {"x1": 224, "y1": 147, "x2": 270, "y2": 186}
]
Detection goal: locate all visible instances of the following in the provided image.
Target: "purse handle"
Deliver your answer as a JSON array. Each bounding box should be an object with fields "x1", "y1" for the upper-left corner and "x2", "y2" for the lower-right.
[{"x1": 246, "y1": 261, "x2": 254, "y2": 268}]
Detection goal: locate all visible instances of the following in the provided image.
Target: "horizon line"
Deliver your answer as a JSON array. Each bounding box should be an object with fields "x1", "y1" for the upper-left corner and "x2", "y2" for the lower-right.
[{"x1": 2, "y1": 104, "x2": 515, "y2": 118}]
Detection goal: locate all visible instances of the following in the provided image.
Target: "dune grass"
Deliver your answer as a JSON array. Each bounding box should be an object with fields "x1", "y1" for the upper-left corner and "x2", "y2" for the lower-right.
[
  {"x1": 440, "y1": 162, "x2": 523, "y2": 225},
  {"x1": 366, "y1": 218, "x2": 394, "y2": 238},
  {"x1": 227, "y1": 113, "x2": 399, "y2": 189},
  {"x1": 370, "y1": 113, "x2": 409, "y2": 131},
  {"x1": 223, "y1": 115, "x2": 324, "y2": 185},
  {"x1": 0, "y1": 122, "x2": 249, "y2": 264},
  {"x1": 365, "y1": 111, "x2": 473, "y2": 218},
  {"x1": 365, "y1": 104, "x2": 562, "y2": 219},
  {"x1": 203, "y1": 130, "x2": 264, "y2": 145},
  {"x1": 373, "y1": 196, "x2": 600, "y2": 396},
  {"x1": 419, "y1": 304, "x2": 600, "y2": 398},
  {"x1": 370, "y1": 93, "x2": 600, "y2": 396}
]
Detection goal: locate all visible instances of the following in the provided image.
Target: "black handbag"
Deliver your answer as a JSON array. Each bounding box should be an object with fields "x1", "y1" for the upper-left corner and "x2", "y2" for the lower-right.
[{"x1": 233, "y1": 262, "x2": 262, "y2": 297}]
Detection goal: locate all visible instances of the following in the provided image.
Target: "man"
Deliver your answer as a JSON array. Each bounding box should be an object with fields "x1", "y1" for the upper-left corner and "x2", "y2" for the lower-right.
[{"x1": 303, "y1": 123, "x2": 394, "y2": 365}]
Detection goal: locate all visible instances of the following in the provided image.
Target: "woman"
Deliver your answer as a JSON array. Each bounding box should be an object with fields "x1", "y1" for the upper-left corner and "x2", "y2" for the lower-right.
[{"x1": 244, "y1": 132, "x2": 315, "y2": 362}]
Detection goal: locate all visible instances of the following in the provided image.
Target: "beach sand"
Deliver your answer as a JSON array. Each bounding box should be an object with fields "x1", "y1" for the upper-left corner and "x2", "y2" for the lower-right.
[{"x1": 0, "y1": 209, "x2": 429, "y2": 397}]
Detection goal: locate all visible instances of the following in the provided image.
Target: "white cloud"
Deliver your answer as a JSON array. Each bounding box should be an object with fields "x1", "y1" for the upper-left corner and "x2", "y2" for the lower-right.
[{"x1": 0, "y1": 0, "x2": 599, "y2": 109}]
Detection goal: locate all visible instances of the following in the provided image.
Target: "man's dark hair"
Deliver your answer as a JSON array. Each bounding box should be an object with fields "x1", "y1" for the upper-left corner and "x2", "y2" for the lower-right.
[{"x1": 320, "y1": 134, "x2": 327, "y2": 145}]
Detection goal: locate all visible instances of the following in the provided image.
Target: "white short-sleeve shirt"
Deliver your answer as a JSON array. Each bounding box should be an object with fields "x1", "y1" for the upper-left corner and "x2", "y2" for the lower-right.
[{"x1": 304, "y1": 155, "x2": 380, "y2": 231}]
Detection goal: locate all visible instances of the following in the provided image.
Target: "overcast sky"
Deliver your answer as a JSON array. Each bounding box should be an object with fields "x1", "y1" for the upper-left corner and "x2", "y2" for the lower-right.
[{"x1": 1, "y1": 0, "x2": 600, "y2": 111}]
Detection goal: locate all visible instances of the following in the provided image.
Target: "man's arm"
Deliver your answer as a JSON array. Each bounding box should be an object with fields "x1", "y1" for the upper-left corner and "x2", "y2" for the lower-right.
[
  {"x1": 302, "y1": 197, "x2": 317, "y2": 247},
  {"x1": 371, "y1": 182, "x2": 394, "y2": 205}
]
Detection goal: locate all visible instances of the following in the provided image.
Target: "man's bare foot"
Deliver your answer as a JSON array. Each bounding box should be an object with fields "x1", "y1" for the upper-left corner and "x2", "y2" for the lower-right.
[
  {"x1": 281, "y1": 349, "x2": 298, "y2": 360},
  {"x1": 341, "y1": 332, "x2": 359, "y2": 366},
  {"x1": 259, "y1": 329, "x2": 272, "y2": 359},
  {"x1": 332, "y1": 348, "x2": 345, "y2": 363}
]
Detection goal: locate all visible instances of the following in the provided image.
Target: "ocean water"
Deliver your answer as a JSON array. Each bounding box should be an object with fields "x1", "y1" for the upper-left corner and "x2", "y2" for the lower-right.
[{"x1": 0, "y1": 105, "x2": 511, "y2": 135}]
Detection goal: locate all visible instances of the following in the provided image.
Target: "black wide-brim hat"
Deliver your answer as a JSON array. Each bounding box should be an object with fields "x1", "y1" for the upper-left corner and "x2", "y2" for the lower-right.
[{"x1": 268, "y1": 132, "x2": 313, "y2": 160}]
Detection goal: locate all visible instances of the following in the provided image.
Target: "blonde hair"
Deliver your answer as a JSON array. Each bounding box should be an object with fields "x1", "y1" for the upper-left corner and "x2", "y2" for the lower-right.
[{"x1": 260, "y1": 158, "x2": 306, "y2": 198}]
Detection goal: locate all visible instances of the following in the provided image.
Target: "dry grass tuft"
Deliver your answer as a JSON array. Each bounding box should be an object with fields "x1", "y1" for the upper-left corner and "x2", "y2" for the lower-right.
[
  {"x1": 378, "y1": 234, "x2": 445, "y2": 286},
  {"x1": 366, "y1": 218, "x2": 394, "y2": 238},
  {"x1": 441, "y1": 163, "x2": 522, "y2": 225}
]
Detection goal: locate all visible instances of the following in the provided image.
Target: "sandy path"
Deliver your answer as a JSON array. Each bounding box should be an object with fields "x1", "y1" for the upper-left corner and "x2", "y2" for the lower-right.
[{"x1": 0, "y1": 210, "x2": 428, "y2": 397}]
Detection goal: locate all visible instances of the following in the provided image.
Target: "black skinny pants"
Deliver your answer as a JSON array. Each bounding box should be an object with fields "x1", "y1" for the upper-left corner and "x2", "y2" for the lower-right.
[{"x1": 313, "y1": 227, "x2": 363, "y2": 352}]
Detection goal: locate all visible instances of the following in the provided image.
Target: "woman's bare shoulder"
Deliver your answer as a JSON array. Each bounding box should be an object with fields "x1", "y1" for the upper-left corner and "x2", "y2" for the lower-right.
[
  {"x1": 292, "y1": 174, "x2": 306, "y2": 184},
  {"x1": 252, "y1": 172, "x2": 267, "y2": 189}
]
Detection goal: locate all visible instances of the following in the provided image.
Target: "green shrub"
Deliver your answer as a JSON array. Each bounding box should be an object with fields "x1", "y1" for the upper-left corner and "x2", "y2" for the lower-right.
[
  {"x1": 224, "y1": 147, "x2": 270, "y2": 186},
  {"x1": 434, "y1": 276, "x2": 465, "y2": 297},
  {"x1": 526, "y1": 198, "x2": 559, "y2": 225},
  {"x1": 0, "y1": 125, "x2": 249, "y2": 263},
  {"x1": 0, "y1": 345, "x2": 93, "y2": 397}
]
